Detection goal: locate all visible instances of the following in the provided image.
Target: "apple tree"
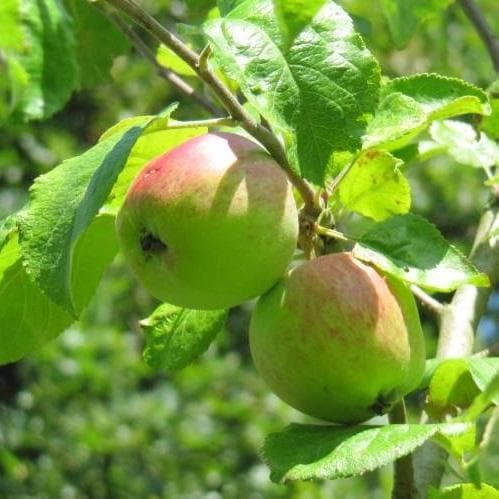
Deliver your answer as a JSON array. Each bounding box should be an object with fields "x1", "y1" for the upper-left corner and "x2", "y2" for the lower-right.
[{"x1": 0, "y1": 0, "x2": 498, "y2": 497}]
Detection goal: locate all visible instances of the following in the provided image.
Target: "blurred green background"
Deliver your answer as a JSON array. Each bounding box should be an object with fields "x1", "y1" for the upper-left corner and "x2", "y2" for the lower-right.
[{"x1": 0, "y1": 0, "x2": 498, "y2": 497}]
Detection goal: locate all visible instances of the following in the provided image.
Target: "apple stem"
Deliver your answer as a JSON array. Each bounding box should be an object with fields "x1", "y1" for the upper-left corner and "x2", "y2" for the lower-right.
[
  {"x1": 388, "y1": 399, "x2": 417, "y2": 499},
  {"x1": 103, "y1": 0, "x2": 320, "y2": 218}
]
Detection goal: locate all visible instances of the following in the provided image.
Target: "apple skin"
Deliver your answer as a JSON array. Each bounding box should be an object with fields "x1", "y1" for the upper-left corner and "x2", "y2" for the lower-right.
[
  {"x1": 116, "y1": 132, "x2": 298, "y2": 310},
  {"x1": 249, "y1": 252, "x2": 425, "y2": 424}
]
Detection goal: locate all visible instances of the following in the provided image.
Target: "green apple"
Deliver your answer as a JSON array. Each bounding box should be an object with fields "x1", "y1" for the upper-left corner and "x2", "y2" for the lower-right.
[
  {"x1": 116, "y1": 132, "x2": 298, "y2": 310},
  {"x1": 249, "y1": 252, "x2": 425, "y2": 424}
]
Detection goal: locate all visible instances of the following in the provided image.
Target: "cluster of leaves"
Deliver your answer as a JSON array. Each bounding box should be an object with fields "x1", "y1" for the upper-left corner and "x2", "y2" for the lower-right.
[
  {"x1": 0, "y1": 0, "x2": 498, "y2": 495},
  {"x1": 0, "y1": 0, "x2": 129, "y2": 124}
]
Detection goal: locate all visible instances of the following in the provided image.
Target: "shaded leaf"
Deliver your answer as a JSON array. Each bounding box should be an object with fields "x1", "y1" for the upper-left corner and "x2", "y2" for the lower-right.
[
  {"x1": 462, "y1": 375, "x2": 499, "y2": 421},
  {"x1": 381, "y1": 0, "x2": 455, "y2": 48},
  {"x1": 217, "y1": 0, "x2": 246, "y2": 15},
  {"x1": 142, "y1": 303, "x2": 227, "y2": 371},
  {"x1": 468, "y1": 358, "x2": 499, "y2": 404},
  {"x1": 353, "y1": 214, "x2": 490, "y2": 292},
  {"x1": 10, "y1": 0, "x2": 78, "y2": 121},
  {"x1": 65, "y1": 0, "x2": 130, "y2": 88},
  {"x1": 426, "y1": 359, "x2": 480, "y2": 419},
  {"x1": 273, "y1": 0, "x2": 326, "y2": 47}
]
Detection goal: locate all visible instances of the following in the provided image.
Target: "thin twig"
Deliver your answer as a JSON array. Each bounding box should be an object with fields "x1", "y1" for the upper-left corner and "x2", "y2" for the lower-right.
[
  {"x1": 104, "y1": 0, "x2": 319, "y2": 216},
  {"x1": 458, "y1": 0, "x2": 499, "y2": 72},
  {"x1": 106, "y1": 11, "x2": 223, "y2": 116},
  {"x1": 410, "y1": 285, "x2": 445, "y2": 318},
  {"x1": 473, "y1": 340, "x2": 499, "y2": 358},
  {"x1": 389, "y1": 400, "x2": 417, "y2": 499}
]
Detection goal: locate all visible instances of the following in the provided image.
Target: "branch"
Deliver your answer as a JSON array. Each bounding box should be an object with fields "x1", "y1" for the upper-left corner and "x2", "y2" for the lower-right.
[
  {"x1": 93, "y1": 3, "x2": 210, "y2": 112},
  {"x1": 410, "y1": 285, "x2": 444, "y2": 318},
  {"x1": 104, "y1": 0, "x2": 319, "y2": 216},
  {"x1": 473, "y1": 340, "x2": 499, "y2": 358},
  {"x1": 437, "y1": 202, "x2": 498, "y2": 358},
  {"x1": 389, "y1": 400, "x2": 417, "y2": 499},
  {"x1": 105, "y1": 10, "x2": 223, "y2": 116},
  {"x1": 415, "y1": 199, "x2": 498, "y2": 495},
  {"x1": 458, "y1": 0, "x2": 499, "y2": 72}
]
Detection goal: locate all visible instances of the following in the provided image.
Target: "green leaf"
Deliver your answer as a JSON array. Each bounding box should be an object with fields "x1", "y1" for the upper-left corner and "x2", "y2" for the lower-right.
[
  {"x1": 70, "y1": 213, "x2": 119, "y2": 313},
  {"x1": 363, "y1": 93, "x2": 427, "y2": 150},
  {"x1": 224, "y1": 0, "x2": 283, "y2": 45},
  {"x1": 0, "y1": 230, "x2": 73, "y2": 365},
  {"x1": 10, "y1": 0, "x2": 78, "y2": 121},
  {"x1": 262, "y1": 422, "x2": 471, "y2": 483},
  {"x1": 0, "y1": 211, "x2": 115, "y2": 364},
  {"x1": 429, "y1": 120, "x2": 499, "y2": 170},
  {"x1": 426, "y1": 359, "x2": 480, "y2": 419},
  {"x1": 217, "y1": 0, "x2": 246, "y2": 15},
  {"x1": 432, "y1": 423, "x2": 476, "y2": 458},
  {"x1": 353, "y1": 214, "x2": 490, "y2": 292},
  {"x1": 420, "y1": 358, "x2": 447, "y2": 389},
  {"x1": 156, "y1": 44, "x2": 196, "y2": 77},
  {"x1": 338, "y1": 150, "x2": 411, "y2": 221},
  {"x1": 65, "y1": 0, "x2": 130, "y2": 88},
  {"x1": 205, "y1": 0, "x2": 381, "y2": 184},
  {"x1": 273, "y1": 0, "x2": 326, "y2": 47},
  {"x1": 0, "y1": 213, "x2": 19, "y2": 249},
  {"x1": 364, "y1": 75, "x2": 490, "y2": 150},
  {"x1": 429, "y1": 483, "x2": 499, "y2": 499},
  {"x1": 19, "y1": 122, "x2": 148, "y2": 316},
  {"x1": 141, "y1": 303, "x2": 227, "y2": 371},
  {"x1": 381, "y1": 0, "x2": 455, "y2": 48},
  {"x1": 468, "y1": 358, "x2": 499, "y2": 403},
  {"x1": 383, "y1": 74, "x2": 490, "y2": 120},
  {"x1": 485, "y1": 174, "x2": 499, "y2": 187},
  {"x1": 0, "y1": 0, "x2": 24, "y2": 51},
  {"x1": 462, "y1": 375, "x2": 499, "y2": 421},
  {"x1": 481, "y1": 81, "x2": 499, "y2": 139}
]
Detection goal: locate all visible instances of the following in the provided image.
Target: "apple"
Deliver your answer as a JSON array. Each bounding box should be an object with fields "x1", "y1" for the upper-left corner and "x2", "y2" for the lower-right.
[
  {"x1": 116, "y1": 132, "x2": 298, "y2": 310},
  {"x1": 249, "y1": 252, "x2": 425, "y2": 424}
]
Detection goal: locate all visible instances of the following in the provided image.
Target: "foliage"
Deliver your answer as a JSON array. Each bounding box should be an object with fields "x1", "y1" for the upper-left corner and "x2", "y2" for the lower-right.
[{"x1": 0, "y1": 0, "x2": 497, "y2": 497}]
